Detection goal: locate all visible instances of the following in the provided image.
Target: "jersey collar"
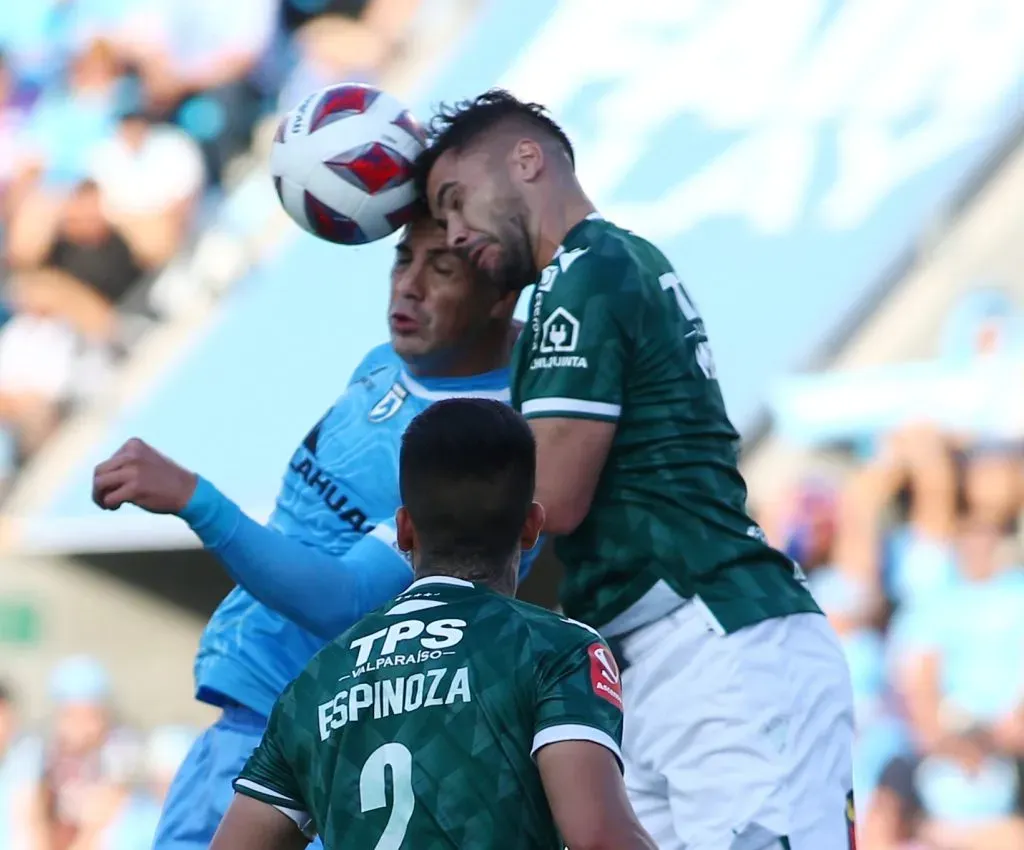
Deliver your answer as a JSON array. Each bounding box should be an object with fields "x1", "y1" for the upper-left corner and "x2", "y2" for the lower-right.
[
  {"x1": 552, "y1": 211, "x2": 603, "y2": 261},
  {"x1": 399, "y1": 370, "x2": 510, "y2": 402},
  {"x1": 404, "y1": 576, "x2": 476, "y2": 593}
]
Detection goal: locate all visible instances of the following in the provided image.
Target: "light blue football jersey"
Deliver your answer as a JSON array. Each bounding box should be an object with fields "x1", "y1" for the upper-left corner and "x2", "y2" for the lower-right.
[{"x1": 193, "y1": 344, "x2": 516, "y2": 718}]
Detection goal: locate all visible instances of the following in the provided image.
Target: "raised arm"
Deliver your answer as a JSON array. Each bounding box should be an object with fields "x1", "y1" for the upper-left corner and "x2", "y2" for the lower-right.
[
  {"x1": 185, "y1": 483, "x2": 540, "y2": 636},
  {"x1": 92, "y1": 441, "x2": 413, "y2": 639},
  {"x1": 180, "y1": 476, "x2": 415, "y2": 638},
  {"x1": 93, "y1": 441, "x2": 539, "y2": 639}
]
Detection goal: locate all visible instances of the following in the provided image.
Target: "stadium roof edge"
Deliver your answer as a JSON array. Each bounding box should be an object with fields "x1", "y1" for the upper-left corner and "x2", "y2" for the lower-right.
[
  {"x1": 743, "y1": 124, "x2": 1024, "y2": 503},
  {"x1": 742, "y1": 113, "x2": 1024, "y2": 452}
]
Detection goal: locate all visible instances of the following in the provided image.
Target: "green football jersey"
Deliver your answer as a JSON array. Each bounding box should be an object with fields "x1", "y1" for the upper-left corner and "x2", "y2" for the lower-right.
[
  {"x1": 234, "y1": 576, "x2": 624, "y2": 849},
  {"x1": 512, "y1": 214, "x2": 820, "y2": 633}
]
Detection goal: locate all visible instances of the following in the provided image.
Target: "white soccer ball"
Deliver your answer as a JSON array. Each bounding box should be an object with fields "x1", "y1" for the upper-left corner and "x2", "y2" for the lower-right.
[{"x1": 270, "y1": 83, "x2": 427, "y2": 245}]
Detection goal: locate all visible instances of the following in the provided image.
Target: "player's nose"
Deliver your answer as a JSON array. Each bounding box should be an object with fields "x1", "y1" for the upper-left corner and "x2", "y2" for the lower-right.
[
  {"x1": 393, "y1": 261, "x2": 426, "y2": 300},
  {"x1": 444, "y1": 213, "x2": 470, "y2": 250}
]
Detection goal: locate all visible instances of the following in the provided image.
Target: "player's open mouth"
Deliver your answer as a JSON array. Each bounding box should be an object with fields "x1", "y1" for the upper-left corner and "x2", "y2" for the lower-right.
[{"x1": 389, "y1": 312, "x2": 420, "y2": 334}]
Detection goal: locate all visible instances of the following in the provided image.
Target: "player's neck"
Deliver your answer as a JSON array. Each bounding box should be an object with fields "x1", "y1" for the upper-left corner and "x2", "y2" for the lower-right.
[
  {"x1": 403, "y1": 330, "x2": 511, "y2": 380},
  {"x1": 414, "y1": 571, "x2": 515, "y2": 596},
  {"x1": 413, "y1": 560, "x2": 517, "y2": 597},
  {"x1": 533, "y1": 185, "x2": 597, "y2": 270}
]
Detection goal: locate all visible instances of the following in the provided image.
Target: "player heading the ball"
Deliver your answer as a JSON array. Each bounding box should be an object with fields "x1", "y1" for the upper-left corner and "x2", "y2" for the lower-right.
[{"x1": 211, "y1": 398, "x2": 656, "y2": 850}]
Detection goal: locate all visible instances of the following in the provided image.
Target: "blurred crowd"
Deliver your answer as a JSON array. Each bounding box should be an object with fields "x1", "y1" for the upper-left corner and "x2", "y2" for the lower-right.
[
  {"x1": 764, "y1": 292, "x2": 1024, "y2": 850},
  {"x1": 2, "y1": 2, "x2": 1021, "y2": 848},
  {"x1": 0, "y1": 0, "x2": 423, "y2": 496},
  {"x1": 0, "y1": 656, "x2": 197, "y2": 850}
]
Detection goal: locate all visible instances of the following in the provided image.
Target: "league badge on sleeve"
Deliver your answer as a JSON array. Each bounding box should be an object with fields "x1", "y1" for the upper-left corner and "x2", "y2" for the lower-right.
[{"x1": 587, "y1": 643, "x2": 623, "y2": 709}]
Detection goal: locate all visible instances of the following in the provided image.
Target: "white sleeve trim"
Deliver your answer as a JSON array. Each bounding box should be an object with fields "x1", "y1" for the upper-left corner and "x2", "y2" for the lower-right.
[
  {"x1": 272, "y1": 805, "x2": 317, "y2": 840},
  {"x1": 235, "y1": 778, "x2": 297, "y2": 805},
  {"x1": 521, "y1": 398, "x2": 622, "y2": 418},
  {"x1": 531, "y1": 723, "x2": 623, "y2": 765},
  {"x1": 235, "y1": 779, "x2": 316, "y2": 838}
]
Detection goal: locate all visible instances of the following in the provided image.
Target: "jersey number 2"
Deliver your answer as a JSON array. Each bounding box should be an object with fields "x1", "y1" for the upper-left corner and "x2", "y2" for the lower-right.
[
  {"x1": 360, "y1": 743, "x2": 415, "y2": 850},
  {"x1": 659, "y1": 273, "x2": 716, "y2": 379}
]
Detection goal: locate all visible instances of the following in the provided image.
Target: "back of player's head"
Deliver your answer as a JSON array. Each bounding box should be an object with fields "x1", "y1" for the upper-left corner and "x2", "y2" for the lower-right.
[
  {"x1": 399, "y1": 398, "x2": 537, "y2": 582},
  {"x1": 414, "y1": 89, "x2": 574, "y2": 197}
]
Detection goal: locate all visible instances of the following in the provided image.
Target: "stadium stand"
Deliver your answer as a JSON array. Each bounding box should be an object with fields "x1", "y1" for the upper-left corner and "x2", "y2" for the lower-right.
[{"x1": 0, "y1": 1, "x2": 1023, "y2": 847}]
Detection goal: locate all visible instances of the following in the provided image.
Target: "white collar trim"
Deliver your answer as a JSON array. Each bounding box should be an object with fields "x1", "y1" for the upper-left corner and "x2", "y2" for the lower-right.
[
  {"x1": 400, "y1": 371, "x2": 510, "y2": 402},
  {"x1": 405, "y1": 576, "x2": 475, "y2": 591}
]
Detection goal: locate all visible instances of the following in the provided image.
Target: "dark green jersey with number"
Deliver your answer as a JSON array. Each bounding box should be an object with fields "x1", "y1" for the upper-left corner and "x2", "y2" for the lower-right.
[
  {"x1": 512, "y1": 214, "x2": 820, "y2": 633},
  {"x1": 234, "y1": 576, "x2": 623, "y2": 849}
]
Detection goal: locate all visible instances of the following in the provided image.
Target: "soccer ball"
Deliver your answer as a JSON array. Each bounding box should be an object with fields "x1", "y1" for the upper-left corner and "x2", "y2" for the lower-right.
[{"x1": 270, "y1": 83, "x2": 427, "y2": 245}]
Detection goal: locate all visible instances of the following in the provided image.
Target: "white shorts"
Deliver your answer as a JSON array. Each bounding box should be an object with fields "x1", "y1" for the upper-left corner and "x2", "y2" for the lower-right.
[{"x1": 619, "y1": 605, "x2": 855, "y2": 850}]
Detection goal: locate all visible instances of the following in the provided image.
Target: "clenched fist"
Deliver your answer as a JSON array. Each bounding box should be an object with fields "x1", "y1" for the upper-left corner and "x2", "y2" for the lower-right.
[{"x1": 92, "y1": 438, "x2": 198, "y2": 514}]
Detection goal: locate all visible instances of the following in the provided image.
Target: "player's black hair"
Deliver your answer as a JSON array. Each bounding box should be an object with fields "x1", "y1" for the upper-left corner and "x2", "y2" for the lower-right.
[
  {"x1": 413, "y1": 89, "x2": 575, "y2": 198},
  {"x1": 400, "y1": 398, "x2": 536, "y2": 584}
]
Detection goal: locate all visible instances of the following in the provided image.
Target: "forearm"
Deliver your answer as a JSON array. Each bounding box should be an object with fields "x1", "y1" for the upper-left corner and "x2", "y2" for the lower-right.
[{"x1": 180, "y1": 477, "x2": 412, "y2": 639}]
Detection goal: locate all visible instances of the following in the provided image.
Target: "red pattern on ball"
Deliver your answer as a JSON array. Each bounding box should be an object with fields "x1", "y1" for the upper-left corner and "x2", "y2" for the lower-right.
[
  {"x1": 385, "y1": 199, "x2": 421, "y2": 230},
  {"x1": 391, "y1": 110, "x2": 427, "y2": 145},
  {"x1": 325, "y1": 143, "x2": 413, "y2": 196},
  {"x1": 303, "y1": 191, "x2": 369, "y2": 244},
  {"x1": 308, "y1": 84, "x2": 379, "y2": 133}
]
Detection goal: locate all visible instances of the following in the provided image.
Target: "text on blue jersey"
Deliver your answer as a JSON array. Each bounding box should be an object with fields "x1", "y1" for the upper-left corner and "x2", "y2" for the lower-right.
[{"x1": 179, "y1": 343, "x2": 542, "y2": 718}]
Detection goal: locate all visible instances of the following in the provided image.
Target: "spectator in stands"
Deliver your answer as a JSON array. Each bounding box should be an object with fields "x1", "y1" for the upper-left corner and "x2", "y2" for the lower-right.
[
  {"x1": 280, "y1": 0, "x2": 420, "y2": 39},
  {"x1": 865, "y1": 440, "x2": 1024, "y2": 850},
  {"x1": 98, "y1": 724, "x2": 200, "y2": 847},
  {"x1": 840, "y1": 425, "x2": 960, "y2": 605},
  {"x1": 276, "y1": 13, "x2": 392, "y2": 111},
  {"x1": 0, "y1": 0, "x2": 77, "y2": 91},
  {"x1": 27, "y1": 655, "x2": 126, "y2": 850},
  {"x1": 275, "y1": 0, "x2": 422, "y2": 111},
  {"x1": 8, "y1": 38, "x2": 122, "y2": 209},
  {"x1": 769, "y1": 476, "x2": 839, "y2": 576},
  {"x1": 88, "y1": 86, "x2": 205, "y2": 268},
  {"x1": 115, "y1": 0, "x2": 278, "y2": 186},
  {"x1": 0, "y1": 681, "x2": 41, "y2": 850},
  {"x1": 0, "y1": 179, "x2": 143, "y2": 472},
  {"x1": 64, "y1": 726, "x2": 196, "y2": 850},
  {"x1": 0, "y1": 51, "x2": 38, "y2": 224}
]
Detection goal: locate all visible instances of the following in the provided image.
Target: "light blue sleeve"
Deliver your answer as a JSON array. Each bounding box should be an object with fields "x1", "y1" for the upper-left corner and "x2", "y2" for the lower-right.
[
  {"x1": 180, "y1": 478, "x2": 545, "y2": 640},
  {"x1": 180, "y1": 478, "x2": 414, "y2": 640}
]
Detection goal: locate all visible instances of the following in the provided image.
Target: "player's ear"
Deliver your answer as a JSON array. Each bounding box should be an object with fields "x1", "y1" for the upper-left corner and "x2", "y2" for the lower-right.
[
  {"x1": 509, "y1": 138, "x2": 543, "y2": 183},
  {"x1": 521, "y1": 501, "x2": 545, "y2": 550},
  {"x1": 395, "y1": 506, "x2": 416, "y2": 554}
]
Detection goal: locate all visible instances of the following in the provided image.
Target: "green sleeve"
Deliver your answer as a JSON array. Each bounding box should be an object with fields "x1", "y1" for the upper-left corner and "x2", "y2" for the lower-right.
[
  {"x1": 516, "y1": 254, "x2": 636, "y2": 423},
  {"x1": 234, "y1": 697, "x2": 316, "y2": 838},
  {"x1": 532, "y1": 630, "x2": 625, "y2": 769}
]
